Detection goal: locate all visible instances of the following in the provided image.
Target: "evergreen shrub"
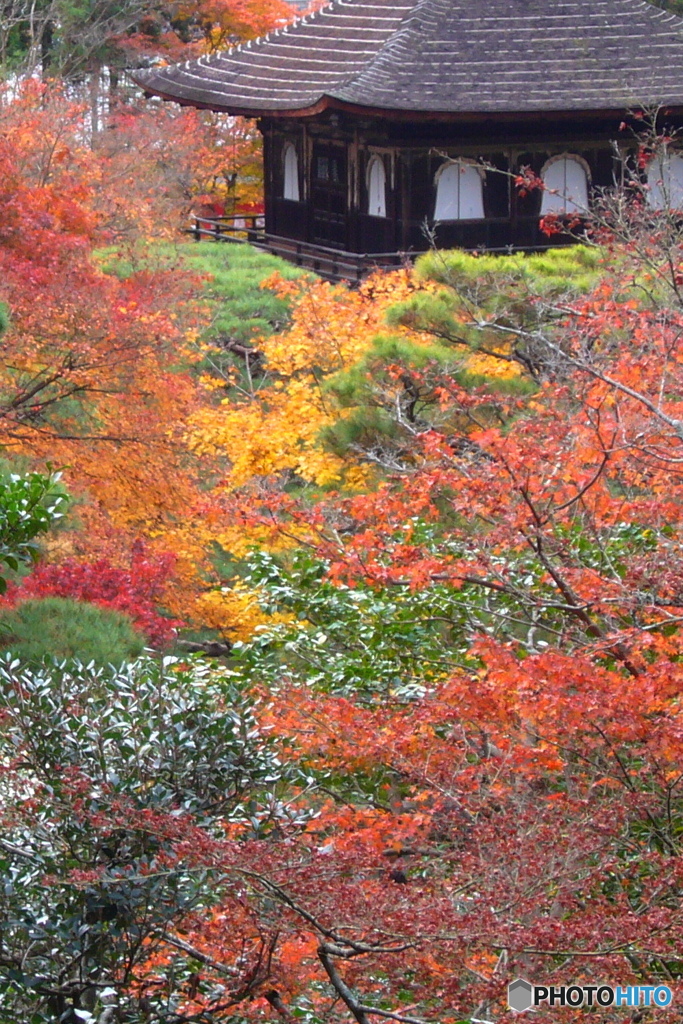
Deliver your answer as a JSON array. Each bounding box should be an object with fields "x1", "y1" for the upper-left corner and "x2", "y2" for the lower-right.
[{"x1": 0, "y1": 596, "x2": 145, "y2": 666}]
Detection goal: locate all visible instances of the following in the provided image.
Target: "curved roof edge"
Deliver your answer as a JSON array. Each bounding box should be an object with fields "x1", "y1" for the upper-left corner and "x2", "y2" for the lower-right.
[{"x1": 135, "y1": 84, "x2": 683, "y2": 127}]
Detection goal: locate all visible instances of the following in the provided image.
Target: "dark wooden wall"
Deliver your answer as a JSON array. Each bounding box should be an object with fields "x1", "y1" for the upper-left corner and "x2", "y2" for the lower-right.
[{"x1": 261, "y1": 112, "x2": 645, "y2": 255}]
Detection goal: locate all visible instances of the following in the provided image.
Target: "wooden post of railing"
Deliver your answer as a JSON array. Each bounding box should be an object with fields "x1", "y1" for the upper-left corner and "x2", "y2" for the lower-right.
[{"x1": 193, "y1": 218, "x2": 201, "y2": 241}]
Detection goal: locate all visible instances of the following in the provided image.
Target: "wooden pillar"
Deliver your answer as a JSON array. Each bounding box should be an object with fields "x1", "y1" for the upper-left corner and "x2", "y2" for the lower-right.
[
  {"x1": 400, "y1": 151, "x2": 411, "y2": 251},
  {"x1": 262, "y1": 121, "x2": 275, "y2": 236},
  {"x1": 302, "y1": 122, "x2": 312, "y2": 243},
  {"x1": 349, "y1": 128, "x2": 360, "y2": 251}
]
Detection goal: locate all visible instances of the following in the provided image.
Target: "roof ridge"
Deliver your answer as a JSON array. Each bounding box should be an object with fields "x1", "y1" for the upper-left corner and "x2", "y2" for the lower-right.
[
  {"x1": 620, "y1": 0, "x2": 683, "y2": 22},
  {"x1": 330, "y1": 0, "x2": 683, "y2": 112},
  {"x1": 323, "y1": 0, "x2": 421, "y2": 92},
  {"x1": 327, "y1": 0, "x2": 464, "y2": 99}
]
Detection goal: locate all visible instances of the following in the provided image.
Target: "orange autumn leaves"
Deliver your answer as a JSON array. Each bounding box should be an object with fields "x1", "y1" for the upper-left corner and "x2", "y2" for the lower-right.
[
  {"x1": 0, "y1": 83, "x2": 472, "y2": 636},
  {"x1": 6, "y1": 89, "x2": 683, "y2": 1017},
  {"x1": 2, "y1": 84, "x2": 539, "y2": 639},
  {"x1": 0, "y1": 86, "x2": 216, "y2": 621}
]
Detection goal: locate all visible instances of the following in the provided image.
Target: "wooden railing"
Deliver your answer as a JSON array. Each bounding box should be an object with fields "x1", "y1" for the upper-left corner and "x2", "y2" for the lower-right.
[
  {"x1": 256, "y1": 235, "x2": 405, "y2": 283},
  {"x1": 185, "y1": 214, "x2": 407, "y2": 282},
  {"x1": 187, "y1": 213, "x2": 266, "y2": 242},
  {"x1": 185, "y1": 214, "x2": 568, "y2": 282}
]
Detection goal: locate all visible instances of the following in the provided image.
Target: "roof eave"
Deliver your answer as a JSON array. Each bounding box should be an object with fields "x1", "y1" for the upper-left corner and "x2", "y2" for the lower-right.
[
  {"x1": 137, "y1": 88, "x2": 329, "y2": 118},
  {"x1": 322, "y1": 97, "x2": 683, "y2": 123},
  {"x1": 133, "y1": 74, "x2": 683, "y2": 124}
]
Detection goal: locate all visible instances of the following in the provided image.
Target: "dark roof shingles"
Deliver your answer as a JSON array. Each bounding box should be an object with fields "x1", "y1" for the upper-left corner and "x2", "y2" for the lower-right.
[{"x1": 136, "y1": 0, "x2": 683, "y2": 115}]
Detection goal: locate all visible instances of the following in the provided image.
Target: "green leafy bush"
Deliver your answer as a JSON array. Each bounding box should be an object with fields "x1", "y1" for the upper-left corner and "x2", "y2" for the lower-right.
[
  {"x1": 228, "y1": 547, "x2": 471, "y2": 699},
  {"x1": 0, "y1": 469, "x2": 68, "y2": 591},
  {"x1": 0, "y1": 596, "x2": 146, "y2": 666},
  {"x1": 0, "y1": 654, "x2": 297, "y2": 1022},
  {"x1": 382, "y1": 245, "x2": 606, "y2": 384},
  {"x1": 322, "y1": 330, "x2": 536, "y2": 459},
  {"x1": 99, "y1": 242, "x2": 311, "y2": 347}
]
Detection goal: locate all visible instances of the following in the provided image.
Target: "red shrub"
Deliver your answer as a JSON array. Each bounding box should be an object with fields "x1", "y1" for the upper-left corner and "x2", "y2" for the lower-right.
[{"x1": 6, "y1": 543, "x2": 182, "y2": 648}]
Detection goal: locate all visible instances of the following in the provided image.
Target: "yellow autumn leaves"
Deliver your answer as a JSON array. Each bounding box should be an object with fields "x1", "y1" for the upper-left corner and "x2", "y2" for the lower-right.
[
  {"x1": 188, "y1": 269, "x2": 442, "y2": 490},
  {"x1": 184, "y1": 260, "x2": 522, "y2": 638}
]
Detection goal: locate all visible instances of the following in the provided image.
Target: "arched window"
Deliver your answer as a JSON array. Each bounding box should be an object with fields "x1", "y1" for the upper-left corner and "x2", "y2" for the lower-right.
[
  {"x1": 540, "y1": 154, "x2": 589, "y2": 214},
  {"x1": 283, "y1": 142, "x2": 300, "y2": 202},
  {"x1": 647, "y1": 151, "x2": 683, "y2": 210},
  {"x1": 434, "y1": 161, "x2": 485, "y2": 221},
  {"x1": 367, "y1": 155, "x2": 387, "y2": 218}
]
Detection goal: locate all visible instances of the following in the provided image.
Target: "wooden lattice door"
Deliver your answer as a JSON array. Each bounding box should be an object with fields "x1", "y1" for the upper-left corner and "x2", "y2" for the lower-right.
[{"x1": 310, "y1": 144, "x2": 348, "y2": 248}]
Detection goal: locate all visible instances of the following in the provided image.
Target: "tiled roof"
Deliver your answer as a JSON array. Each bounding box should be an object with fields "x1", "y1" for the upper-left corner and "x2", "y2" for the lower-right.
[{"x1": 135, "y1": 0, "x2": 683, "y2": 117}]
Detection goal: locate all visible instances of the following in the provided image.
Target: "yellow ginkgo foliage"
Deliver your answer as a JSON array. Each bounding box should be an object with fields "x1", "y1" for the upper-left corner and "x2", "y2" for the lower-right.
[
  {"x1": 188, "y1": 268, "x2": 440, "y2": 490},
  {"x1": 194, "y1": 582, "x2": 293, "y2": 643}
]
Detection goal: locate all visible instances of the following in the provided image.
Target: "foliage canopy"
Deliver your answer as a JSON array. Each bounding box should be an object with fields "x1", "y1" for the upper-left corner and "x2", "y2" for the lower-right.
[{"x1": 4, "y1": 44, "x2": 683, "y2": 1024}]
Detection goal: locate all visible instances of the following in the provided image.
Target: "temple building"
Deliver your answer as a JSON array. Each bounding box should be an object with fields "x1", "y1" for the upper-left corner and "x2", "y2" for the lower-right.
[{"x1": 137, "y1": 0, "x2": 683, "y2": 271}]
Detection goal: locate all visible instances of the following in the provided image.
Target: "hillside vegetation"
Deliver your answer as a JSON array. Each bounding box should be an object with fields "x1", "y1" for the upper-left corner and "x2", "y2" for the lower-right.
[{"x1": 2, "y1": 23, "x2": 683, "y2": 1024}]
